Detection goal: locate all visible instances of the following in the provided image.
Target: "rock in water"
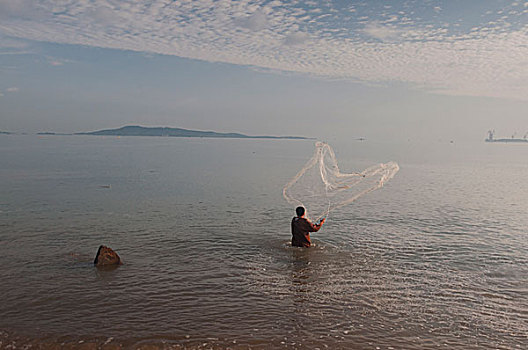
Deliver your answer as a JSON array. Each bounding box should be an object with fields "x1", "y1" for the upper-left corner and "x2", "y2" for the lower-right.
[{"x1": 94, "y1": 245, "x2": 122, "y2": 266}]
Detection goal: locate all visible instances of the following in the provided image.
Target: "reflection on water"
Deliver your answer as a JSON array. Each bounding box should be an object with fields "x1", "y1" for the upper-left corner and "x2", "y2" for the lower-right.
[
  {"x1": 289, "y1": 247, "x2": 315, "y2": 305},
  {"x1": 0, "y1": 136, "x2": 527, "y2": 349}
]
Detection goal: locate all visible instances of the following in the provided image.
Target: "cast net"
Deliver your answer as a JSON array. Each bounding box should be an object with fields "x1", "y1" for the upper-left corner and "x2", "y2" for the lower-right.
[{"x1": 283, "y1": 142, "x2": 399, "y2": 221}]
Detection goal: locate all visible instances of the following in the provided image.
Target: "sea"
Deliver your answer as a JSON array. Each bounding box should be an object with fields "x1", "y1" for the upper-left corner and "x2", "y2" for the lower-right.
[{"x1": 0, "y1": 135, "x2": 526, "y2": 349}]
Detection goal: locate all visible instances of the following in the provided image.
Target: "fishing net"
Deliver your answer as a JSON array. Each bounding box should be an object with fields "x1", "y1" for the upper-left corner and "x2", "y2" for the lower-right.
[{"x1": 283, "y1": 142, "x2": 399, "y2": 221}]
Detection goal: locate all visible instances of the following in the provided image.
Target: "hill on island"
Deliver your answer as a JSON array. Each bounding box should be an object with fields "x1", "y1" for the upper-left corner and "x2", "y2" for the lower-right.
[{"x1": 76, "y1": 125, "x2": 309, "y2": 139}]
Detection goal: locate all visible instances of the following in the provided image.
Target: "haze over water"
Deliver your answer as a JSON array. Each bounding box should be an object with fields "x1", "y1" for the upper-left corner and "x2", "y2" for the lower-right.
[{"x1": 1, "y1": 135, "x2": 526, "y2": 349}]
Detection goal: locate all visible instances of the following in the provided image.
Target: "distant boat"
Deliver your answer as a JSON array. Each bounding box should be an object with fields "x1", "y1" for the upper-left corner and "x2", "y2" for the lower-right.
[{"x1": 485, "y1": 130, "x2": 528, "y2": 143}]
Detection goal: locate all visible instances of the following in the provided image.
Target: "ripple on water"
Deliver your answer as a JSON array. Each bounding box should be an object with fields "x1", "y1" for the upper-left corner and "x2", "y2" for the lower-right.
[{"x1": 1, "y1": 138, "x2": 527, "y2": 349}]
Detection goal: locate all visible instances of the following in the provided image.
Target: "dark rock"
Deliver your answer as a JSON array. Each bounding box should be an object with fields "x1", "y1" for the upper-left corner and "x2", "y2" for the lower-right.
[{"x1": 94, "y1": 245, "x2": 122, "y2": 266}]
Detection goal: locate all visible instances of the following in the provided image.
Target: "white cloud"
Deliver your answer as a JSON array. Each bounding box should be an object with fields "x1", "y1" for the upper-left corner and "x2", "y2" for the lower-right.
[
  {"x1": 86, "y1": 6, "x2": 117, "y2": 25},
  {"x1": 0, "y1": 0, "x2": 527, "y2": 101},
  {"x1": 235, "y1": 9, "x2": 268, "y2": 31},
  {"x1": 0, "y1": 0, "x2": 48, "y2": 20},
  {"x1": 0, "y1": 35, "x2": 28, "y2": 49},
  {"x1": 46, "y1": 56, "x2": 70, "y2": 66},
  {"x1": 0, "y1": 34, "x2": 33, "y2": 56},
  {"x1": 363, "y1": 22, "x2": 400, "y2": 40},
  {"x1": 0, "y1": 87, "x2": 20, "y2": 96},
  {"x1": 284, "y1": 31, "x2": 309, "y2": 45}
]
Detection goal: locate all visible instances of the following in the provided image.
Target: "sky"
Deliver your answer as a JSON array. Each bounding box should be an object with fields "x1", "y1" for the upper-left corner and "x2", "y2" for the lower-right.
[{"x1": 0, "y1": 0, "x2": 527, "y2": 141}]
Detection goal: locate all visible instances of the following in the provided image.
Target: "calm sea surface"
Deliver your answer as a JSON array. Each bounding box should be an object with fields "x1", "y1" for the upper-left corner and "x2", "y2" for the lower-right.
[{"x1": 0, "y1": 135, "x2": 526, "y2": 349}]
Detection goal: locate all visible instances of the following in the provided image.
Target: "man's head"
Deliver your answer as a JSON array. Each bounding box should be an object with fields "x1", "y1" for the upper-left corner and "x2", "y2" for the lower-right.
[{"x1": 295, "y1": 206, "x2": 305, "y2": 217}]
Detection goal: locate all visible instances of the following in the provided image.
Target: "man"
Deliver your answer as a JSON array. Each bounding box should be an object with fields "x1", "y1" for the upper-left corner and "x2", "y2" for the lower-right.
[{"x1": 291, "y1": 206, "x2": 325, "y2": 247}]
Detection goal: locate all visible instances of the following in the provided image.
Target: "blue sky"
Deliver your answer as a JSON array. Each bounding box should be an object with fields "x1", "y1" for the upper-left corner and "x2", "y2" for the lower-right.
[{"x1": 0, "y1": 0, "x2": 527, "y2": 140}]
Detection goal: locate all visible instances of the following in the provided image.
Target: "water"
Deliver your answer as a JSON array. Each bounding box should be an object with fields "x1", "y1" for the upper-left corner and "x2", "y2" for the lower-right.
[{"x1": 0, "y1": 135, "x2": 526, "y2": 349}]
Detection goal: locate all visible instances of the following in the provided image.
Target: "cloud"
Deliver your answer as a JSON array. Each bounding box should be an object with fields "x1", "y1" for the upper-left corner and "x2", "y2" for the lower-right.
[
  {"x1": 284, "y1": 31, "x2": 309, "y2": 45},
  {"x1": 0, "y1": 0, "x2": 527, "y2": 101},
  {"x1": 0, "y1": 35, "x2": 29, "y2": 49},
  {"x1": 0, "y1": 0, "x2": 30, "y2": 18},
  {"x1": 86, "y1": 5, "x2": 118, "y2": 25},
  {"x1": 363, "y1": 22, "x2": 400, "y2": 40},
  {"x1": 0, "y1": 0, "x2": 48, "y2": 20},
  {"x1": 1, "y1": 87, "x2": 20, "y2": 96},
  {"x1": 235, "y1": 9, "x2": 269, "y2": 31},
  {"x1": 0, "y1": 34, "x2": 33, "y2": 57},
  {"x1": 46, "y1": 56, "x2": 70, "y2": 66}
]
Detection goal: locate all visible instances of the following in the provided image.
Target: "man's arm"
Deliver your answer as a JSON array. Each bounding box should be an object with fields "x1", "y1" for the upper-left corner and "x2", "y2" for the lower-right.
[{"x1": 309, "y1": 218, "x2": 325, "y2": 232}]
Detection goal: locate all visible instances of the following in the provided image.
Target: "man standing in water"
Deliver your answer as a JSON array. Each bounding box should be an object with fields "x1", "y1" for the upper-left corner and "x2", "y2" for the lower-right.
[{"x1": 291, "y1": 206, "x2": 325, "y2": 247}]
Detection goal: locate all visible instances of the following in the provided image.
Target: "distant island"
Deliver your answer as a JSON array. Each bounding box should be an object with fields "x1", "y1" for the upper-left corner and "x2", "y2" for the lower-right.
[
  {"x1": 75, "y1": 125, "x2": 309, "y2": 140},
  {"x1": 37, "y1": 132, "x2": 72, "y2": 135},
  {"x1": 0, "y1": 131, "x2": 12, "y2": 135}
]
